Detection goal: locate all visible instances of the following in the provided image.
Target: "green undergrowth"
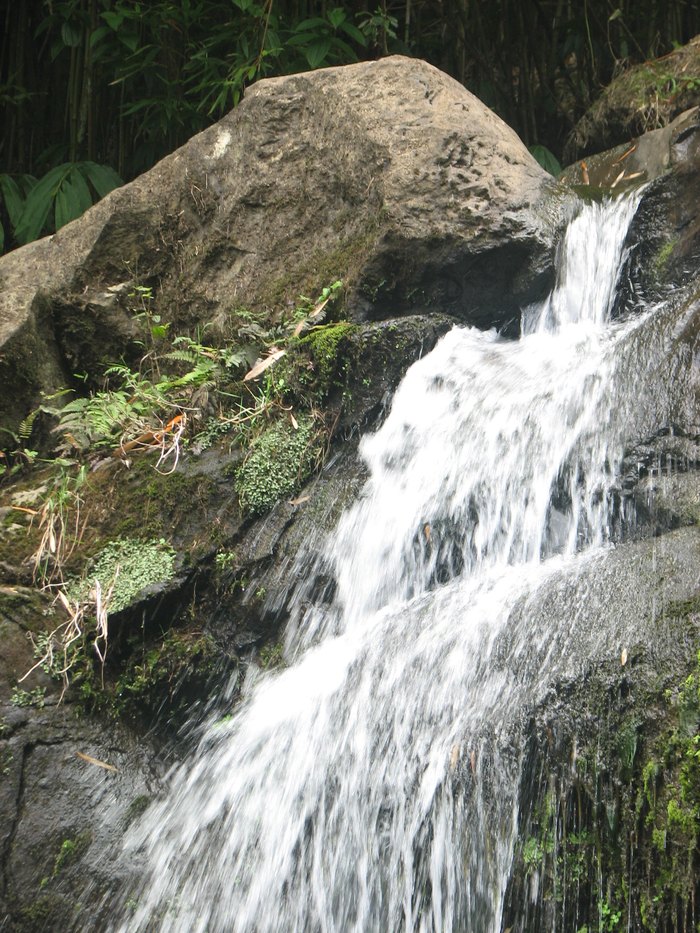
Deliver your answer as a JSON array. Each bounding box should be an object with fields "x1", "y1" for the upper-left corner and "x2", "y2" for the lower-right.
[
  {"x1": 109, "y1": 629, "x2": 221, "y2": 725},
  {"x1": 236, "y1": 414, "x2": 323, "y2": 515},
  {"x1": 0, "y1": 280, "x2": 345, "y2": 704},
  {"x1": 68, "y1": 537, "x2": 176, "y2": 614}
]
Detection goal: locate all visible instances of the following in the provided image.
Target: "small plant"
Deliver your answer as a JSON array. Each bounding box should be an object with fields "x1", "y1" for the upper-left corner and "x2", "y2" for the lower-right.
[
  {"x1": 70, "y1": 537, "x2": 176, "y2": 614},
  {"x1": 52, "y1": 832, "x2": 91, "y2": 876},
  {"x1": 10, "y1": 686, "x2": 46, "y2": 708},
  {"x1": 236, "y1": 414, "x2": 323, "y2": 515},
  {"x1": 24, "y1": 538, "x2": 176, "y2": 696},
  {"x1": 31, "y1": 462, "x2": 88, "y2": 586},
  {"x1": 215, "y1": 550, "x2": 237, "y2": 571}
]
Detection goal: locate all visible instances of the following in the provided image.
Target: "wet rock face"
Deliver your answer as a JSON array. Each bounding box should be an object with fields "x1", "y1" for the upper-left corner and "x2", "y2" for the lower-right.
[
  {"x1": 501, "y1": 527, "x2": 700, "y2": 933},
  {"x1": 560, "y1": 106, "x2": 700, "y2": 307},
  {"x1": 0, "y1": 56, "x2": 565, "y2": 433},
  {"x1": 0, "y1": 702, "x2": 161, "y2": 932}
]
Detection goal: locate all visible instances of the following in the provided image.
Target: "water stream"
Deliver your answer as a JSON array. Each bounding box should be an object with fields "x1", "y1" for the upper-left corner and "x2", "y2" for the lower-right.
[{"x1": 114, "y1": 195, "x2": 679, "y2": 932}]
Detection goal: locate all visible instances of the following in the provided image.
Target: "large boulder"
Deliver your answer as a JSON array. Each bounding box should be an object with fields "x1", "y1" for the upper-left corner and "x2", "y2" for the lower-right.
[{"x1": 0, "y1": 56, "x2": 564, "y2": 434}]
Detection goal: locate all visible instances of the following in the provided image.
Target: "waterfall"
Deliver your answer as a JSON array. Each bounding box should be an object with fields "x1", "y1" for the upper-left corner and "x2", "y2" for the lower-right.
[{"x1": 114, "y1": 195, "x2": 675, "y2": 932}]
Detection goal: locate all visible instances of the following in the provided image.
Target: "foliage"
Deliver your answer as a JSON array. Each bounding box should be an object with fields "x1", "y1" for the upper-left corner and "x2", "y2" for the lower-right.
[
  {"x1": 69, "y1": 537, "x2": 176, "y2": 614},
  {"x1": 529, "y1": 145, "x2": 562, "y2": 177},
  {"x1": 236, "y1": 414, "x2": 321, "y2": 515},
  {"x1": 112, "y1": 629, "x2": 219, "y2": 721},
  {"x1": 6, "y1": 281, "x2": 342, "y2": 700},
  {"x1": 3, "y1": 1, "x2": 700, "y2": 251},
  {"x1": 0, "y1": 162, "x2": 121, "y2": 251},
  {"x1": 10, "y1": 686, "x2": 46, "y2": 708}
]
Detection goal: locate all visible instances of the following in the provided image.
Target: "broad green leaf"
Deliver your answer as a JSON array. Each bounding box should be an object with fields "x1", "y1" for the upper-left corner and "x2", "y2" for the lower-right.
[
  {"x1": 14, "y1": 164, "x2": 72, "y2": 244},
  {"x1": 61, "y1": 21, "x2": 83, "y2": 48},
  {"x1": 82, "y1": 162, "x2": 122, "y2": 198},
  {"x1": 101, "y1": 11, "x2": 125, "y2": 30},
  {"x1": 328, "y1": 8, "x2": 347, "y2": 28},
  {"x1": 286, "y1": 32, "x2": 318, "y2": 48},
  {"x1": 90, "y1": 25, "x2": 112, "y2": 50},
  {"x1": 54, "y1": 169, "x2": 93, "y2": 230},
  {"x1": 294, "y1": 17, "x2": 330, "y2": 31},
  {"x1": 340, "y1": 21, "x2": 367, "y2": 45},
  {"x1": 18, "y1": 174, "x2": 37, "y2": 197},
  {"x1": 0, "y1": 175, "x2": 27, "y2": 228},
  {"x1": 529, "y1": 144, "x2": 562, "y2": 177}
]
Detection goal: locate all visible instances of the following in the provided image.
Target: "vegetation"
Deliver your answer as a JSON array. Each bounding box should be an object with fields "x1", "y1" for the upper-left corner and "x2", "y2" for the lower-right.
[
  {"x1": 236, "y1": 413, "x2": 322, "y2": 515},
  {"x1": 2, "y1": 1, "x2": 700, "y2": 251},
  {"x1": 0, "y1": 280, "x2": 344, "y2": 701}
]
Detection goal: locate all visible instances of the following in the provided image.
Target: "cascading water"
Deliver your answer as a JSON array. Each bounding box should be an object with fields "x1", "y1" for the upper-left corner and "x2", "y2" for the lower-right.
[{"x1": 113, "y1": 195, "x2": 679, "y2": 932}]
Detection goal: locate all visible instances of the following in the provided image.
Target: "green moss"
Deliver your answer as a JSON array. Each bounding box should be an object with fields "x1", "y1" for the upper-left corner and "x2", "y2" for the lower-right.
[
  {"x1": 258, "y1": 641, "x2": 285, "y2": 670},
  {"x1": 124, "y1": 794, "x2": 151, "y2": 828},
  {"x1": 53, "y1": 831, "x2": 92, "y2": 876},
  {"x1": 296, "y1": 323, "x2": 358, "y2": 399},
  {"x1": 236, "y1": 415, "x2": 322, "y2": 516},
  {"x1": 113, "y1": 629, "x2": 219, "y2": 721},
  {"x1": 652, "y1": 237, "x2": 679, "y2": 280},
  {"x1": 69, "y1": 537, "x2": 175, "y2": 613}
]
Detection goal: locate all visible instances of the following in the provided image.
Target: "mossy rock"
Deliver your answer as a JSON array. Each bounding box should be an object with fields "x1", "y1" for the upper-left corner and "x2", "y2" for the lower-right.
[{"x1": 566, "y1": 36, "x2": 700, "y2": 159}]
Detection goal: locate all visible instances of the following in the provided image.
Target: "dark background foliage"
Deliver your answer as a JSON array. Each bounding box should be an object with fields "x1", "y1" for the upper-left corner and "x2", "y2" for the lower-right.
[{"x1": 2, "y1": 0, "x2": 700, "y2": 251}]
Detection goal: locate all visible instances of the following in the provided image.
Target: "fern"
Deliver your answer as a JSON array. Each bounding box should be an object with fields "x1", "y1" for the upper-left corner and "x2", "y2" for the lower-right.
[
  {"x1": 18, "y1": 409, "x2": 40, "y2": 439},
  {"x1": 164, "y1": 348, "x2": 201, "y2": 366}
]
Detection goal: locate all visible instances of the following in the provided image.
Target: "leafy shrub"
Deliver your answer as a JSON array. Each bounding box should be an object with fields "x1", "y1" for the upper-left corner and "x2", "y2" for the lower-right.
[{"x1": 1, "y1": 162, "x2": 122, "y2": 250}]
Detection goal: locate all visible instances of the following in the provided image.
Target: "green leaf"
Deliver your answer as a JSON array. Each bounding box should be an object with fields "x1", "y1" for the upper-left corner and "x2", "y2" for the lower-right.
[
  {"x1": 340, "y1": 21, "x2": 367, "y2": 45},
  {"x1": 0, "y1": 175, "x2": 28, "y2": 228},
  {"x1": 81, "y1": 162, "x2": 123, "y2": 198},
  {"x1": 61, "y1": 21, "x2": 82, "y2": 48},
  {"x1": 54, "y1": 169, "x2": 93, "y2": 231},
  {"x1": 90, "y1": 25, "x2": 112, "y2": 50},
  {"x1": 14, "y1": 164, "x2": 72, "y2": 244},
  {"x1": 327, "y1": 8, "x2": 347, "y2": 28},
  {"x1": 101, "y1": 11, "x2": 125, "y2": 30},
  {"x1": 529, "y1": 144, "x2": 562, "y2": 177},
  {"x1": 305, "y1": 40, "x2": 332, "y2": 68},
  {"x1": 294, "y1": 17, "x2": 330, "y2": 32}
]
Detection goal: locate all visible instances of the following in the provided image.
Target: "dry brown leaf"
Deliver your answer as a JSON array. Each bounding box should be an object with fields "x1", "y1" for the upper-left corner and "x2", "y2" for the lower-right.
[
  {"x1": 613, "y1": 143, "x2": 637, "y2": 164},
  {"x1": 309, "y1": 296, "x2": 330, "y2": 319},
  {"x1": 449, "y1": 743, "x2": 460, "y2": 773},
  {"x1": 423, "y1": 523, "x2": 431, "y2": 544},
  {"x1": 57, "y1": 590, "x2": 72, "y2": 613},
  {"x1": 290, "y1": 413, "x2": 299, "y2": 430},
  {"x1": 610, "y1": 169, "x2": 626, "y2": 189},
  {"x1": 470, "y1": 749, "x2": 477, "y2": 776},
  {"x1": 76, "y1": 751, "x2": 119, "y2": 773},
  {"x1": 243, "y1": 348, "x2": 286, "y2": 382},
  {"x1": 289, "y1": 495, "x2": 310, "y2": 506},
  {"x1": 621, "y1": 647, "x2": 628, "y2": 666}
]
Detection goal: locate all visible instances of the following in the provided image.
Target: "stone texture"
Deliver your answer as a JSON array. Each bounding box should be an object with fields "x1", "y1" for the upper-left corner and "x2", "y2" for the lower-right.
[{"x1": 0, "y1": 56, "x2": 565, "y2": 434}]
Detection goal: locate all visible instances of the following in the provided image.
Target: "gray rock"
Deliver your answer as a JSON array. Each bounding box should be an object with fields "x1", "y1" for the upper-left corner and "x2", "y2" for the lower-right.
[{"x1": 0, "y1": 56, "x2": 567, "y2": 434}]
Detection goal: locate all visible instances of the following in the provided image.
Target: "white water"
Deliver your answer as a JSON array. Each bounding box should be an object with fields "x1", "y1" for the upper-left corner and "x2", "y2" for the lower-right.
[{"x1": 115, "y1": 196, "x2": 671, "y2": 932}]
